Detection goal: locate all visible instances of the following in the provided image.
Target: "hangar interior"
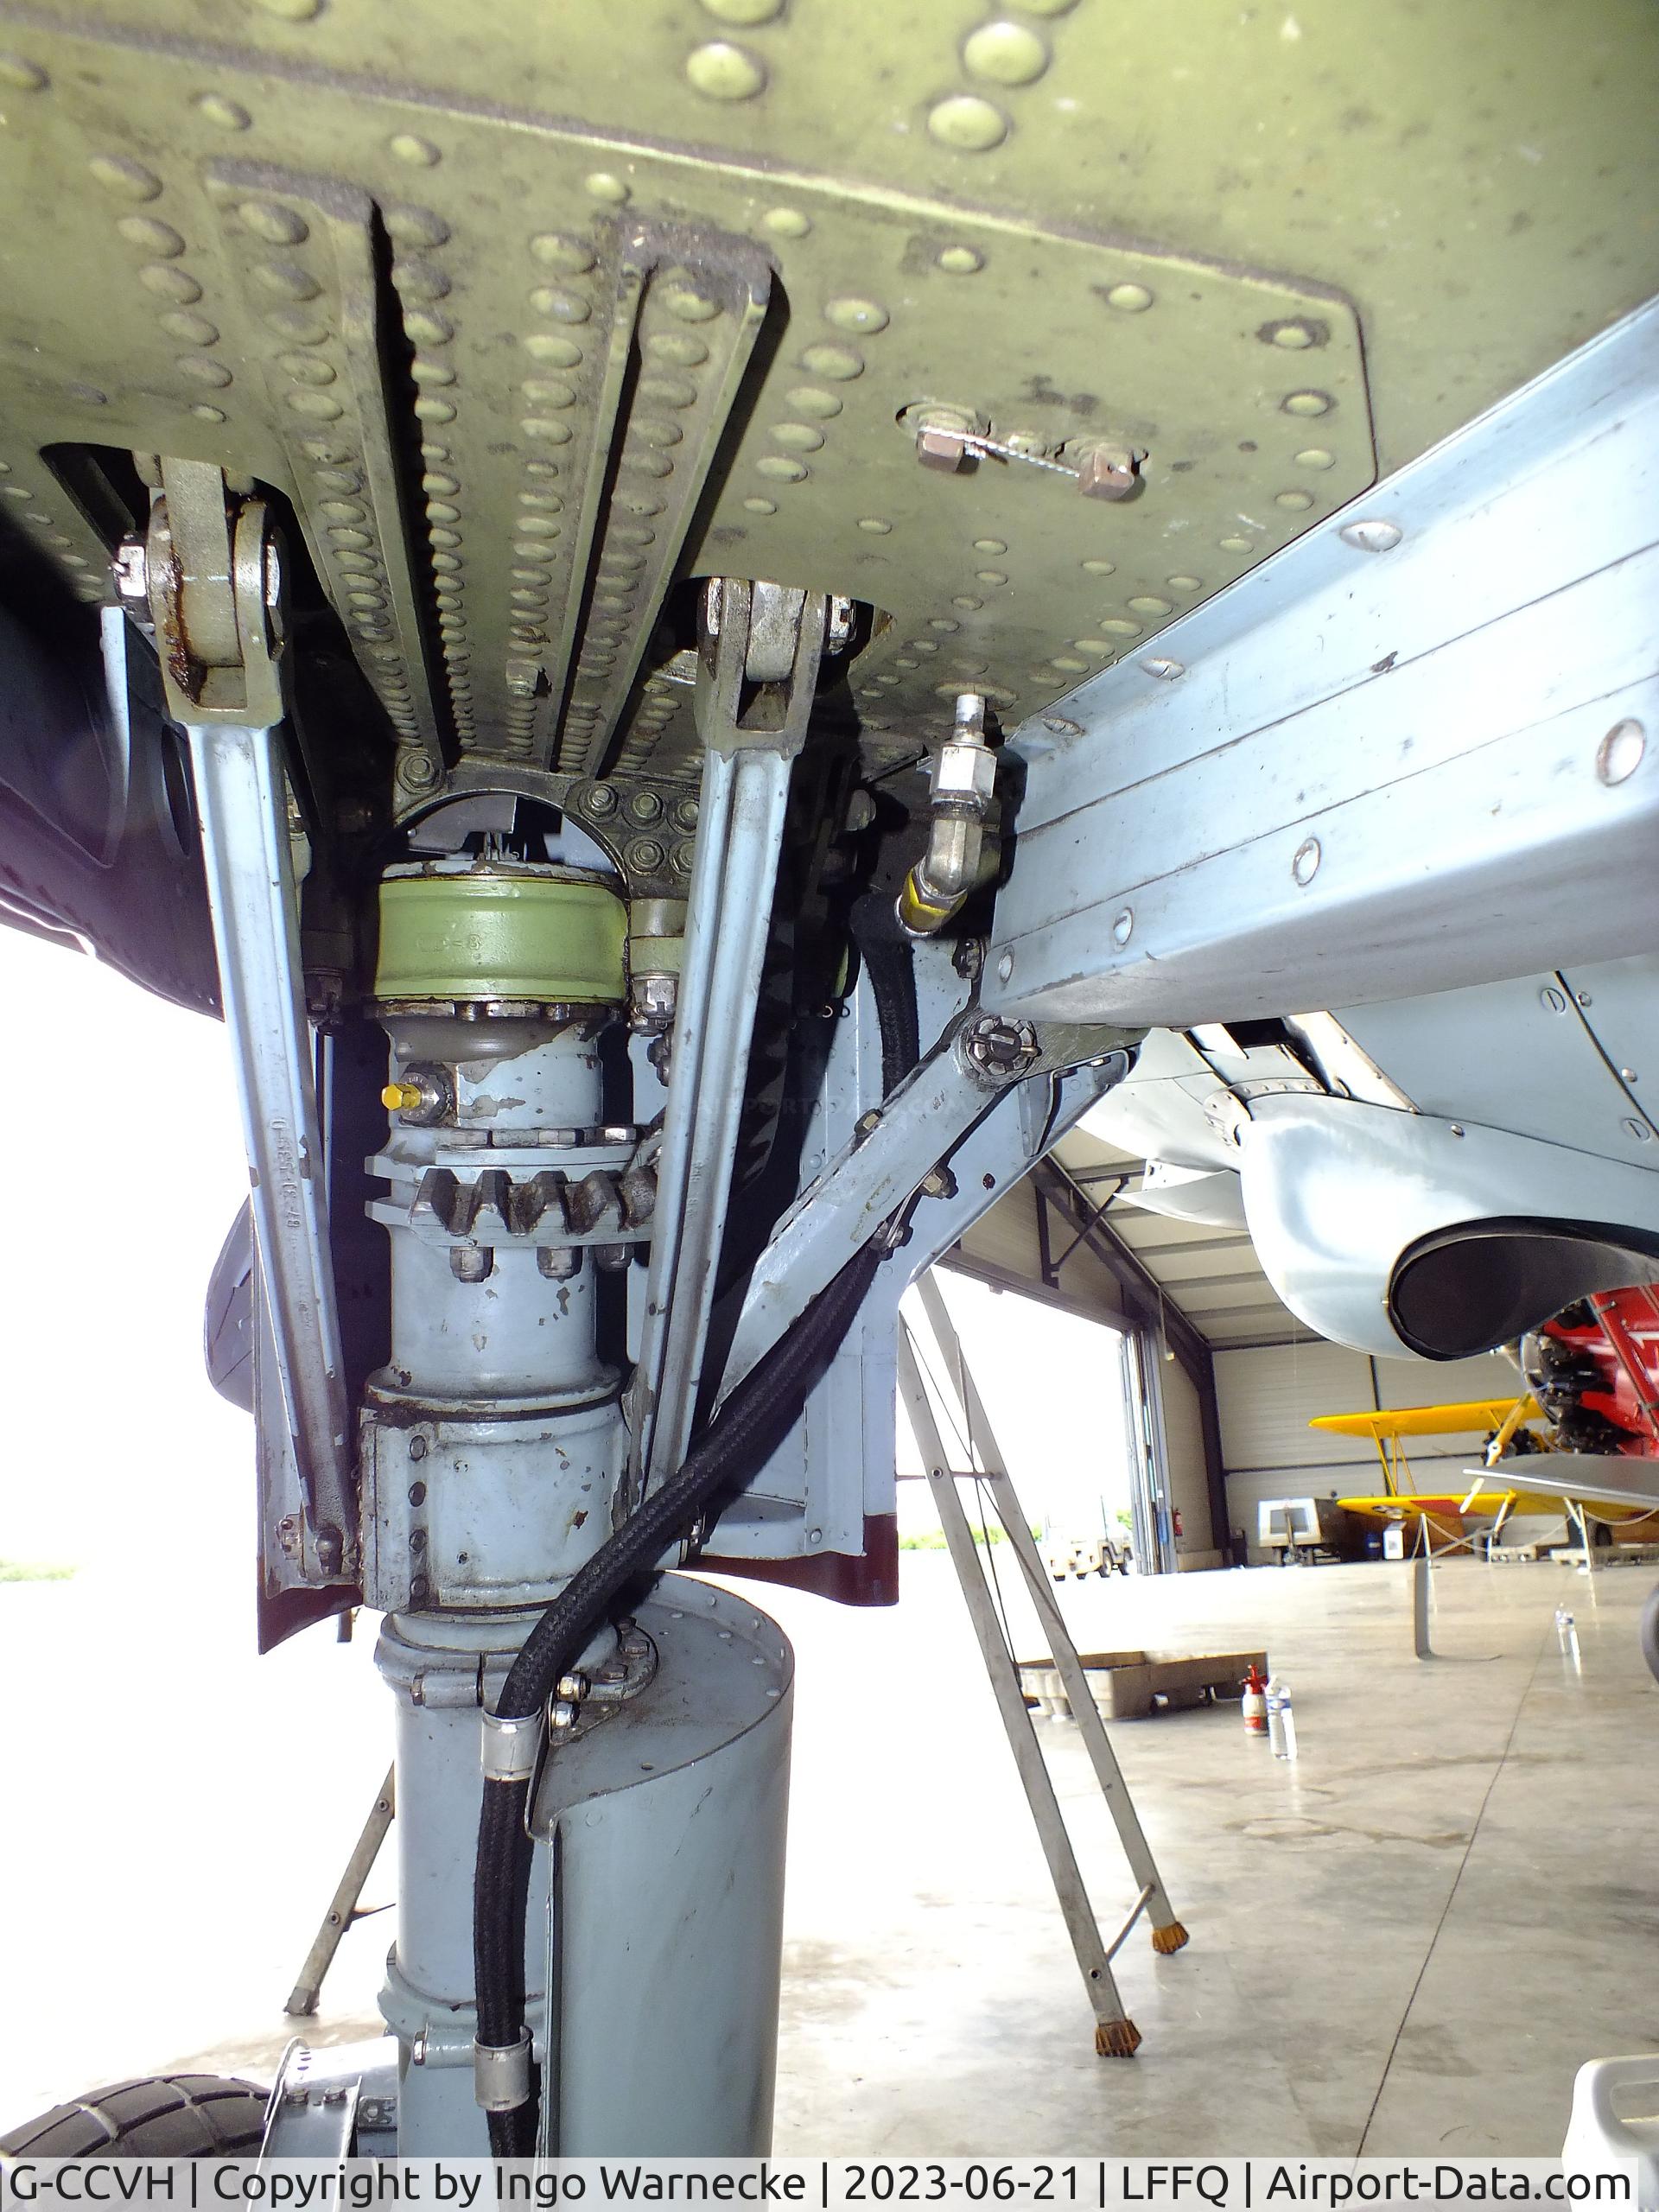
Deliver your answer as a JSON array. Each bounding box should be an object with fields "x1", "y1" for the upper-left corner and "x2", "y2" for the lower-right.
[
  {"x1": 950, "y1": 1112, "x2": 1525, "y2": 1570},
  {"x1": 5, "y1": 949, "x2": 1654, "y2": 2161}
]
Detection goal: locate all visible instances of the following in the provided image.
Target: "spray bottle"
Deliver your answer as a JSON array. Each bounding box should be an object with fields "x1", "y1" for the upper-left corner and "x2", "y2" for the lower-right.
[{"x1": 1266, "y1": 1674, "x2": 1297, "y2": 1760}]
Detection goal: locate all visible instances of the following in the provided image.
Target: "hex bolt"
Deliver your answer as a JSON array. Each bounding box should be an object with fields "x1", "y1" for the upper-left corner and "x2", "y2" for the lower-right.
[
  {"x1": 397, "y1": 750, "x2": 439, "y2": 791},
  {"x1": 631, "y1": 973, "x2": 677, "y2": 1027},
  {"x1": 555, "y1": 1672, "x2": 589, "y2": 1703},
  {"x1": 111, "y1": 537, "x2": 149, "y2": 601},
  {"x1": 917, "y1": 425, "x2": 970, "y2": 473},
  {"x1": 550, "y1": 1700, "x2": 580, "y2": 1732},
  {"x1": 1077, "y1": 445, "x2": 1143, "y2": 501},
  {"x1": 584, "y1": 783, "x2": 620, "y2": 818}
]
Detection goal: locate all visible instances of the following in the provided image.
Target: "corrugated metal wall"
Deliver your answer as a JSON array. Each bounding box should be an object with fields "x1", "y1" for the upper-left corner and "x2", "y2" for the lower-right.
[
  {"x1": 1216, "y1": 1343, "x2": 1522, "y2": 1559},
  {"x1": 1160, "y1": 1357, "x2": 1223, "y2": 1570}
]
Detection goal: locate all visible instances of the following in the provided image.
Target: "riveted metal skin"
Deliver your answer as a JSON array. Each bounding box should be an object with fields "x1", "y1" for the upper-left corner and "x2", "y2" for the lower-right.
[{"x1": 0, "y1": 1, "x2": 1651, "y2": 785}]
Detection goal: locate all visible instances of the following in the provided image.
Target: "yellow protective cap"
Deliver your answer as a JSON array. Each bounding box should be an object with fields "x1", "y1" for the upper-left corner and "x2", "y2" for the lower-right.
[{"x1": 382, "y1": 1083, "x2": 422, "y2": 1112}]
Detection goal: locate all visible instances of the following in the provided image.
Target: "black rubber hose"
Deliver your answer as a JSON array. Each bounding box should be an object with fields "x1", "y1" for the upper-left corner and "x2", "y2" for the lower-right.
[
  {"x1": 849, "y1": 891, "x2": 919, "y2": 1097},
  {"x1": 474, "y1": 1235, "x2": 884, "y2": 2155}
]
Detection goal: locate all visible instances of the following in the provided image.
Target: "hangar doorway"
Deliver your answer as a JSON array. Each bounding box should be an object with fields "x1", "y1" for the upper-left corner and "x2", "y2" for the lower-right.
[{"x1": 895, "y1": 1274, "x2": 1147, "y2": 1576}]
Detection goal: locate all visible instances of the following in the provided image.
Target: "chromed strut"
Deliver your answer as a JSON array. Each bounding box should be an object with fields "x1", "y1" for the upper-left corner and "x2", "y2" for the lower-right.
[
  {"x1": 139, "y1": 462, "x2": 356, "y2": 1572},
  {"x1": 628, "y1": 579, "x2": 828, "y2": 1502}
]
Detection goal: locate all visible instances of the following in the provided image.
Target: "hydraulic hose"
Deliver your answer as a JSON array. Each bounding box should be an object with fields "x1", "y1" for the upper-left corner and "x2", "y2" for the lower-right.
[
  {"x1": 474, "y1": 1234, "x2": 884, "y2": 2154},
  {"x1": 849, "y1": 891, "x2": 919, "y2": 1096}
]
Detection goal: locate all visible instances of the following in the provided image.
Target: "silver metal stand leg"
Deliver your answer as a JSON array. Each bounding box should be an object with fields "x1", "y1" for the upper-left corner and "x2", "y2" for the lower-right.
[
  {"x1": 912, "y1": 1274, "x2": 1190, "y2": 1958},
  {"x1": 898, "y1": 1327, "x2": 1143, "y2": 2056},
  {"x1": 1413, "y1": 1552, "x2": 1434, "y2": 1658},
  {"x1": 285, "y1": 1765, "x2": 396, "y2": 2017}
]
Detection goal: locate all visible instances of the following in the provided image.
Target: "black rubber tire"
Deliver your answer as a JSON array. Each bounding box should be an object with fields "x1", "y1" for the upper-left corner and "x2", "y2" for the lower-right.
[{"x1": 0, "y1": 2075, "x2": 269, "y2": 2158}]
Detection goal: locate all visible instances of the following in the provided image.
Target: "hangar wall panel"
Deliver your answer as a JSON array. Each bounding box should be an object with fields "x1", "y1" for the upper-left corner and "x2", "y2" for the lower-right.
[
  {"x1": 956, "y1": 1185, "x2": 1132, "y2": 1328},
  {"x1": 1215, "y1": 1344, "x2": 1521, "y2": 1561},
  {"x1": 1159, "y1": 1357, "x2": 1222, "y2": 1570}
]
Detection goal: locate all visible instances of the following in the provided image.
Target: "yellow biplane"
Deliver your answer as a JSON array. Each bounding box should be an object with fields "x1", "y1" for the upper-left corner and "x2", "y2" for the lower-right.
[{"x1": 1309, "y1": 1397, "x2": 1659, "y2": 1555}]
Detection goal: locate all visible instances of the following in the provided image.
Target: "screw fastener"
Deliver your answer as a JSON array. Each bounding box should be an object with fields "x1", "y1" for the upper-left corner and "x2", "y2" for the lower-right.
[
  {"x1": 963, "y1": 1014, "x2": 1040, "y2": 1078},
  {"x1": 1596, "y1": 719, "x2": 1646, "y2": 787}
]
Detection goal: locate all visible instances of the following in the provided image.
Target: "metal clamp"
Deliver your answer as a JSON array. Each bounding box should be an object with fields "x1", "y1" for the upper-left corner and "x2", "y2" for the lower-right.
[
  {"x1": 480, "y1": 1707, "x2": 543, "y2": 1783},
  {"x1": 472, "y1": 2028, "x2": 533, "y2": 2113},
  {"x1": 143, "y1": 457, "x2": 285, "y2": 728}
]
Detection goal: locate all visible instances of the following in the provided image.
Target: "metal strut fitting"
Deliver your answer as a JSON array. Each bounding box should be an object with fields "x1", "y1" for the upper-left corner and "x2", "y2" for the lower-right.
[
  {"x1": 628, "y1": 578, "x2": 829, "y2": 1503},
  {"x1": 136, "y1": 461, "x2": 357, "y2": 1580},
  {"x1": 362, "y1": 854, "x2": 639, "y2": 2150},
  {"x1": 896, "y1": 691, "x2": 999, "y2": 938}
]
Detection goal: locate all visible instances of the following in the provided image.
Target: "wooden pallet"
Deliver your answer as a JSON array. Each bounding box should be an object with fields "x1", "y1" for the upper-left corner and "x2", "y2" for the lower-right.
[{"x1": 1020, "y1": 1649, "x2": 1268, "y2": 1722}]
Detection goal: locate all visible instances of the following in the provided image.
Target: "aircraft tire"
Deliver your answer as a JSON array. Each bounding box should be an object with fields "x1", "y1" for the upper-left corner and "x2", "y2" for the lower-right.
[{"x1": 0, "y1": 2074, "x2": 269, "y2": 2158}]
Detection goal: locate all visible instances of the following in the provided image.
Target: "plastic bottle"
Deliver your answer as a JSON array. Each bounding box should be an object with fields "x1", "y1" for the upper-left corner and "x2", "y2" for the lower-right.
[
  {"x1": 1556, "y1": 1605, "x2": 1580, "y2": 1659},
  {"x1": 1562, "y1": 2056, "x2": 1659, "y2": 2197},
  {"x1": 1266, "y1": 1674, "x2": 1297, "y2": 1760},
  {"x1": 1242, "y1": 1662, "x2": 1268, "y2": 1734}
]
